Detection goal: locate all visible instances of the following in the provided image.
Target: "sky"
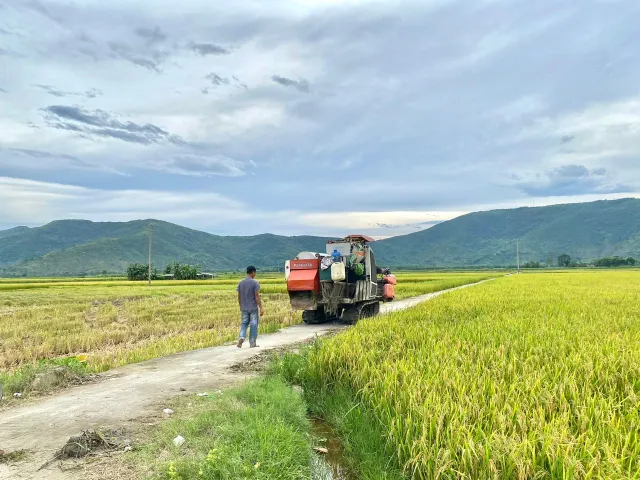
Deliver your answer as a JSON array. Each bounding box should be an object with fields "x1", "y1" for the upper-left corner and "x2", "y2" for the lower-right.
[{"x1": 1, "y1": 0, "x2": 639, "y2": 238}]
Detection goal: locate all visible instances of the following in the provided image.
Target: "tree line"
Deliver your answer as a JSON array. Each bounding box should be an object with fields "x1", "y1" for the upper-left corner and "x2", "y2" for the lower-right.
[
  {"x1": 522, "y1": 254, "x2": 637, "y2": 269},
  {"x1": 126, "y1": 262, "x2": 203, "y2": 281}
]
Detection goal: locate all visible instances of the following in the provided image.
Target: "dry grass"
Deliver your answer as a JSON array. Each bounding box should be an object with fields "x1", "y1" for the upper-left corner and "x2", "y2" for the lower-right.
[{"x1": 0, "y1": 285, "x2": 297, "y2": 373}]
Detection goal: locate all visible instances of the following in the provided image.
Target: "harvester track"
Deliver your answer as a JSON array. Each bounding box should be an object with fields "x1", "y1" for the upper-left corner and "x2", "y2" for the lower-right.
[{"x1": 342, "y1": 300, "x2": 380, "y2": 325}]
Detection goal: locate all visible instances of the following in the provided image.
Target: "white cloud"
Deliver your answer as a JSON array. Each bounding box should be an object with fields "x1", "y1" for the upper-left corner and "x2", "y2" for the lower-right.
[
  {"x1": 2, "y1": 0, "x2": 640, "y2": 236},
  {"x1": 299, "y1": 210, "x2": 464, "y2": 230},
  {"x1": 487, "y1": 95, "x2": 547, "y2": 122},
  {"x1": 147, "y1": 154, "x2": 253, "y2": 177},
  {"x1": 515, "y1": 97, "x2": 640, "y2": 146},
  {"x1": 1, "y1": 177, "x2": 639, "y2": 237},
  {"x1": 509, "y1": 96, "x2": 640, "y2": 183},
  {"x1": 0, "y1": 176, "x2": 249, "y2": 228}
]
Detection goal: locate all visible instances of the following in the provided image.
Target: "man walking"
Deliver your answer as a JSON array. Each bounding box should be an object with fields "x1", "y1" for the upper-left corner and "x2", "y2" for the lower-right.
[{"x1": 236, "y1": 265, "x2": 264, "y2": 348}]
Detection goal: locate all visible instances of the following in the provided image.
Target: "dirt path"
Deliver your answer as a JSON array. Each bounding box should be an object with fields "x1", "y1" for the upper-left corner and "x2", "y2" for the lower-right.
[{"x1": 0, "y1": 278, "x2": 496, "y2": 479}]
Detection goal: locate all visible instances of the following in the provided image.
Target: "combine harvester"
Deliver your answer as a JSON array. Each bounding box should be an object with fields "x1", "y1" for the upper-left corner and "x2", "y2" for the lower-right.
[{"x1": 285, "y1": 235, "x2": 397, "y2": 324}]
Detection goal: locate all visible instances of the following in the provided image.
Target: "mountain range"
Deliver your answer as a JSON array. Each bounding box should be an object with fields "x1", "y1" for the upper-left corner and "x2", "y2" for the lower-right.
[{"x1": 1, "y1": 198, "x2": 639, "y2": 277}]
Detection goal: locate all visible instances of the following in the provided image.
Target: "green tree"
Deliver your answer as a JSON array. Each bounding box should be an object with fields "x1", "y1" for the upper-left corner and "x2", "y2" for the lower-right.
[
  {"x1": 593, "y1": 256, "x2": 637, "y2": 267},
  {"x1": 164, "y1": 262, "x2": 201, "y2": 280},
  {"x1": 127, "y1": 263, "x2": 160, "y2": 281},
  {"x1": 557, "y1": 254, "x2": 571, "y2": 267}
]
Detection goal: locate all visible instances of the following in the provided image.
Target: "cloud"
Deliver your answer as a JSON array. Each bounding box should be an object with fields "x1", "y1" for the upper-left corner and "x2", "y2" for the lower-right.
[
  {"x1": 151, "y1": 154, "x2": 253, "y2": 177},
  {"x1": 33, "y1": 84, "x2": 103, "y2": 98},
  {"x1": 375, "y1": 220, "x2": 440, "y2": 231},
  {"x1": 39, "y1": 105, "x2": 187, "y2": 146},
  {"x1": 7, "y1": 148, "x2": 78, "y2": 162},
  {"x1": 511, "y1": 97, "x2": 640, "y2": 164},
  {"x1": 0, "y1": 87, "x2": 6, "y2": 93},
  {"x1": 1, "y1": 178, "x2": 639, "y2": 238},
  {"x1": 232, "y1": 76, "x2": 249, "y2": 91},
  {"x1": 134, "y1": 26, "x2": 167, "y2": 45},
  {"x1": 201, "y1": 73, "x2": 241, "y2": 94},
  {"x1": 298, "y1": 211, "x2": 465, "y2": 233},
  {"x1": 0, "y1": 176, "x2": 249, "y2": 229},
  {"x1": 108, "y1": 42, "x2": 167, "y2": 72},
  {"x1": 205, "y1": 73, "x2": 230, "y2": 86},
  {"x1": 2, "y1": 0, "x2": 640, "y2": 237},
  {"x1": 487, "y1": 96, "x2": 547, "y2": 123},
  {"x1": 188, "y1": 42, "x2": 230, "y2": 56},
  {"x1": 1, "y1": 148, "x2": 128, "y2": 175},
  {"x1": 515, "y1": 165, "x2": 632, "y2": 197},
  {"x1": 271, "y1": 75, "x2": 310, "y2": 93},
  {"x1": 20, "y1": 0, "x2": 63, "y2": 25}
]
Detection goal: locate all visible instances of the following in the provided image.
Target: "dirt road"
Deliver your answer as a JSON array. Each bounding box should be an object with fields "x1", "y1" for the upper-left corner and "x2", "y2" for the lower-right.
[{"x1": 0, "y1": 279, "x2": 494, "y2": 479}]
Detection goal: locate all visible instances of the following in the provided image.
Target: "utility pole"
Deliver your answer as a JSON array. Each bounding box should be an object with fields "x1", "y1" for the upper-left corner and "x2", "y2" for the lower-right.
[
  {"x1": 516, "y1": 239, "x2": 520, "y2": 274},
  {"x1": 148, "y1": 223, "x2": 153, "y2": 286}
]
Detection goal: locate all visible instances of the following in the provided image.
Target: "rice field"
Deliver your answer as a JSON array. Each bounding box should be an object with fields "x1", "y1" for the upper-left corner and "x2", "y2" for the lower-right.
[
  {"x1": 392, "y1": 272, "x2": 502, "y2": 299},
  {"x1": 300, "y1": 271, "x2": 640, "y2": 479},
  {"x1": 0, "y1": 271, "x2": 495, "y2": 394}
]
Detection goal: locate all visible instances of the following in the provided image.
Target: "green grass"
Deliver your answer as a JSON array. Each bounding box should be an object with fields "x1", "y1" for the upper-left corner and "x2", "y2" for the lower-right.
[
  {"x1": 136, "y1": 376, "x2": 313, "y2": 479},
  {"x1": 274, "y1": 351, "x2": 405, "y2": 480},
  {"x1": 0, "y1": 356, "x2": 89, "y2": 396}
]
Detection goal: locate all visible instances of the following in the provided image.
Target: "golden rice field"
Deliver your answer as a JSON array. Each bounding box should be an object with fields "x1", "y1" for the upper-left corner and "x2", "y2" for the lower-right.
[
  {"x1": 302, "y1": 271, "x2": 640, "y2": 479},
  {"x1": 0, "y1": 271, "x2": 498, "y2": 394},
  {"x1": 392, "y1": 272, "x2": 502, "y2": 300}
]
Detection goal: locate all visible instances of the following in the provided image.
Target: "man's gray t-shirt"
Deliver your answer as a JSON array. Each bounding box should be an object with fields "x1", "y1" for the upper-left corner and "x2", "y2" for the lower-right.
[{"x1": 237, "y1": 277, "x2": 260, "y2": 311}]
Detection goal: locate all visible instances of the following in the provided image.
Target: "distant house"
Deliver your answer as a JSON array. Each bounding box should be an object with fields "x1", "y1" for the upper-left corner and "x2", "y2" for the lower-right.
[
  {"x1": 162, "y1": 274, "x2": 175, "y2": 280},
  {"x1": 198, "y1": 272, "x2": 215, "y2": 279}
]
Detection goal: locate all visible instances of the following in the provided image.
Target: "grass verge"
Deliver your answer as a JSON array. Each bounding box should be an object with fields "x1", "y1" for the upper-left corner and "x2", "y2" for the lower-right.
[
  {"x1": 273, "y1": 350, "x2": 405, "y2": 480},
  {"x1": 134, "y1": 376, "x2": 313, "y2": 479},
  {"x1": 0, "y1": 356, "x2": 89, "y2": 400}
]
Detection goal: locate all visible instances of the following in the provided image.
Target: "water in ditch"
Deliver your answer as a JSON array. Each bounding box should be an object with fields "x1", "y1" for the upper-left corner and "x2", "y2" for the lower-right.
[{"x1": 310, "y1": 417, "x2": 358, "y2": 480}]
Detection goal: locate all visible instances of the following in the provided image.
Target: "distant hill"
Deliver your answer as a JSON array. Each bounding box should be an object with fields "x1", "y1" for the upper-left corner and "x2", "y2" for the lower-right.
[
  {"x1": 0, "y1": 226, "x2": 31, "y2": 241},
  {"x1": 376, "y1": 198, "x2": 640, "y2": 267},
  {"x1": 0, "y1": 220, "x2": 329, "y2": 277},
  {"x1": 1, "y1": 198, "x2": 639, "y2": 276}
]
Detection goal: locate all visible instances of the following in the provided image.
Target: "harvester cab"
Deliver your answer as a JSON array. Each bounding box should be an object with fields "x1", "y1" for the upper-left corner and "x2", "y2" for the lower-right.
[{"x1": 286, "y1": 235, "x2": 396, "y2": 325}]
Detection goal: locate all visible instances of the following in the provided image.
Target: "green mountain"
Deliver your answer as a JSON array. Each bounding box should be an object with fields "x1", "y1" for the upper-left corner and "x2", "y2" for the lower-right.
[
  {"x1": 376, "y1": 198, "x2": 640, "y2": 267},
  {"x1": 1, "y1": 198, "x2": 639, "y2": 276},
  {"x1": 0, "y1": 220, "x2": 329, "y2": 276},
  {"x1": 0, "y1": 220, "x2": 153, "y2": 267}
]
